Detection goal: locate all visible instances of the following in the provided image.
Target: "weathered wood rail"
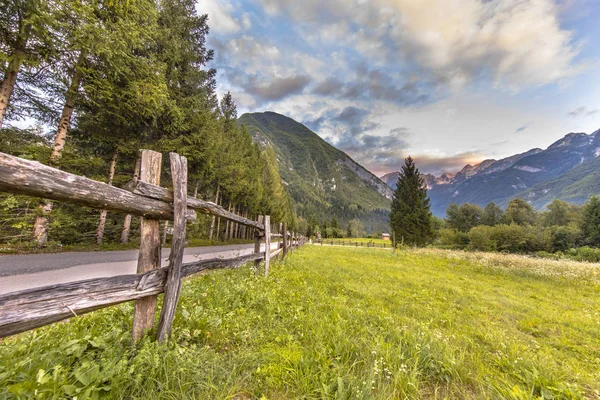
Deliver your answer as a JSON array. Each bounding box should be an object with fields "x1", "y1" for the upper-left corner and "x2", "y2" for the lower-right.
[{"x1": 0, "y1": 150, "x2": 306, "y2": 339}]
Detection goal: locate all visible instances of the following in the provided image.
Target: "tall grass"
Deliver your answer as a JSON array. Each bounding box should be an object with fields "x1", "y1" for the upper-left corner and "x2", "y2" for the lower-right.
[{"x1": 1, "y1": 246, "x2": 599, "y2": 399}]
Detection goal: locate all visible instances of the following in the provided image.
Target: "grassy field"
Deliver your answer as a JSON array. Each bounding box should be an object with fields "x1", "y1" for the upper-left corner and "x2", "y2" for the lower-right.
[{"x1": 1, "y1": 246, "x2": 600, "y2": 399}]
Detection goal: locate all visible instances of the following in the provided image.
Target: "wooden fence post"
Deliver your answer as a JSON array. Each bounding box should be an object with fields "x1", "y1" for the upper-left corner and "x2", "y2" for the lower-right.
[
  {"x1": 253, "y1": 215, "x2": 263, "y2": 273},
  {"x1": 132, "y1": 150, "x2": 162, "y2": 342},
  {"x1": 157, "y1": 153, "x2": 188, "y2": 343},
  {"x1": 282, "y1": 222, "x2": 288, "y2": 258},
  {"x1": 264, "y1": 215, "x2": 271, "y2": 277}
]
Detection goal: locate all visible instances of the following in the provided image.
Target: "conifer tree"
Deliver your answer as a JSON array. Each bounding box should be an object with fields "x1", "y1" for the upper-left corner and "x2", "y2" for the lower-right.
[
  {"x1": 389, "y1": 156, "x2": 434, "y2": 246},
  {"x1": 582, "y1": 196, "x2": 600, "y2": 246}
]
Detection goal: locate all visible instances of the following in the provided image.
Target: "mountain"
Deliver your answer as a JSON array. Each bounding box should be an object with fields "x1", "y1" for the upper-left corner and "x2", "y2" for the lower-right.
[
  {"x1": 238, "y1": 112, "x2": 392, "y2": 232},
  {"x1": 382, "y1": 129, "x2": 600, "y2": 217}
]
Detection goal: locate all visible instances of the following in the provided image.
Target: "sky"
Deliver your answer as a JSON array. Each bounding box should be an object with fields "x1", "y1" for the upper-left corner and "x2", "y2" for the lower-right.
[{"x1": 197, "y1": 0, "x2": 600, "y2": 177}]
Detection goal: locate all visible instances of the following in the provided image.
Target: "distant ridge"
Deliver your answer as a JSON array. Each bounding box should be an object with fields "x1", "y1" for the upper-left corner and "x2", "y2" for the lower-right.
[{"x1": 382, "y1": 129, "x2": 600, "y2": 217}]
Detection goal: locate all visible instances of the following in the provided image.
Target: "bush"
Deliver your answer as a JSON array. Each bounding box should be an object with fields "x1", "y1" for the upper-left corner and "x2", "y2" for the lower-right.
[
  {"x1": 437, "y1": 228, "x2": 470, "y2": 249},
  {"x1": 546, "y1": 224, "x2": 582, "y2": 253},
  {"x1": 468, "y1": 226, "x2": 496, "y2": 252},
  {"x1": 564, "y1": 246, "x2": 600, "y2": 263},
  {"x1": 488, "y1": 224, "x2": 544, "y2": 253}
]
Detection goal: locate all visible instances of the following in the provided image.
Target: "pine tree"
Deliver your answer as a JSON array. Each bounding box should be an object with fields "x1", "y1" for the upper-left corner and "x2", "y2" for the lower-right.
[
  {"x1": 389, "y1": 156, "x2": 434, "y2": 246},
  {"x1": 582, "y1": 196, "x2": 600, "y2": 247}
]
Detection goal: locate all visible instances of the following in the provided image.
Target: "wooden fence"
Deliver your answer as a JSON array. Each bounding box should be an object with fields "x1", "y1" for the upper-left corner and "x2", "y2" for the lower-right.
[{"x1": 0, "y1": 150, "x2": 305, "y2": 340}]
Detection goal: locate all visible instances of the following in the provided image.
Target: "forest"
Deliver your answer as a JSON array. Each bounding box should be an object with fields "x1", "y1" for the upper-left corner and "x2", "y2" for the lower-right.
[{"x1": 0, "y1": 0, "x2": 295, "y2": 249}]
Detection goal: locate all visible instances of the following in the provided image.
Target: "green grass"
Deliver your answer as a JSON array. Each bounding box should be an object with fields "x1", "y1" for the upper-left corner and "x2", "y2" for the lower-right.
[{"x1": 1, "y1": 246, "x2": 600, "y2": 399}]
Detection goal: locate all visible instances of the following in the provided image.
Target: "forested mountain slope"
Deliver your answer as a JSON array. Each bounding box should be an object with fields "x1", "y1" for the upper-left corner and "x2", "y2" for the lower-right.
[{"x1": 239, "y1": 112, "x2": 392, "y2": 232}]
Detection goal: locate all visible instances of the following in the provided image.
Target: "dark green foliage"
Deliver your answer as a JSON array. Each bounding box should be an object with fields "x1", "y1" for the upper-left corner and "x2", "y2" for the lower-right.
[
  {"x1": 389, "y1": 156, "x2": 434, "y2": 246},
  {"x1": 504, "y1": 198, "x2": 537, "y2": 226},
  {"x1": 581, "y1": 196, "x2": 600, "y2": 246},
  {"x1": 445, "y1": 203, "x2": 483, "y2": 232},
  {"x1": 481, "y1": 202, "x2": 504, "y2": 226}
]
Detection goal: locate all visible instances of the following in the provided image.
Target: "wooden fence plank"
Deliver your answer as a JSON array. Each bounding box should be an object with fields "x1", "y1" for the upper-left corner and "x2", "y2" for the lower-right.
[
  {"x1": 0, "y1": 151, "x2": 195, "y2": 221},
  {"x1": 126, "y1": 180, "x2": 264, "y2": 230},
  {"x1": 0, "y1": 252, "x2": 265, "y2": 338},
  {"x1": 254, "y1": 216, "x2": 263, "y2": 273},
  {"x1": 132, "y1": 150, "x2": 162, "y2": 341},
  {"x1": 157, "y1": 154, "x2": 188, "y2": 342},
  {"x1": 264, "y1": 215, "x2": 271, "y2": 277},
  {"x1": 270, "y1": 248, "x2": 283, "y2": 259},
  {"x1": 282, "y1": 222, "x2": 288, "y2": 258}
]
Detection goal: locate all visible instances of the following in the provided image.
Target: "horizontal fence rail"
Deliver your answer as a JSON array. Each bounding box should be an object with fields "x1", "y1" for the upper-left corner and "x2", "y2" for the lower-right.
[
  {"x1": 0, "y1": 152, "x2": 196, "y2": 221},
  {"x1": 126, "y1": 180, "x2": 264, "y2": 230},
  {"x1": 0, "y1": 252, "x2": 266, "y2": 337}
]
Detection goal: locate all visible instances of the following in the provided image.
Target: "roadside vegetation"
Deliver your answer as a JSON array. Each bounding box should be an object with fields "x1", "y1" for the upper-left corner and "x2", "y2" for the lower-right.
[{"x1": 2, "y1": 245, "x2": 599, "y2": 399}]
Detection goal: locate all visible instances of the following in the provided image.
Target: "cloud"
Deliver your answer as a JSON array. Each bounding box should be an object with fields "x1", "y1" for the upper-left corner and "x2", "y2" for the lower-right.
[
  {"x1": 196, "y1": 0, "x2": 247, "y2": 34},
  {"x1": 515, "y1": 126, "x2": 528, "y2": 133},
  {"x1": 312, "y1": 78, "x2": 345, "y2": 96},
  {"x1": 334, "y1": 128, "x2": 411, "y2": 173},
  {"x1": 569, "y1": 106, "x2": 599, "y2": 117},
  {"x1": 238, "y1": 75, "x2": 311, "y2": 102},
  {"x1": 259, "y1": 0, "x2": 581, "y2": 88},
  {"x1": 410, "y1": 153, "x2": 485, "y2": 176},
  {"x1": 303, "y1": 106, "x2": 380, "y2": 136},
  {"x1": 311, "y1": 66, "x2": 433, "y2": 107}
]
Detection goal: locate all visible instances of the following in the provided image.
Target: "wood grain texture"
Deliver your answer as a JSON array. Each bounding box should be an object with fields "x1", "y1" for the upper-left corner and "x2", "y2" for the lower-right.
[
  {"x1": 264, "y1": 215, "x2": 271, "y2": 277},
  {"x1": 0, "y1": 151, "x2": 196, "y2": 221},
  {"x1": 0, "y1": 253, "x2": 265, "y2": 338},
  {"x1": 282, "y1": 222, "x2": 288, "y2": 258},
  {"x1": 157, "y1": 154, "x2": 188, "y2": 343},
  {"x1": 254, "y1": 215, "x2": 264, "y2": 273},
  {"x1": 126, "y1": 180, "x2": 263, "y2": 230},
  {"x1": 132, "y1": 150, "x2": 162, "y2": 341}
]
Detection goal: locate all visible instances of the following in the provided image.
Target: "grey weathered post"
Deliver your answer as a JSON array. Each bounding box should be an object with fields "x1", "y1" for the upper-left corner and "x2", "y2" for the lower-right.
[
  {"x1": 282, "y1": 222, "x2": 288, "y2": 259},
  {"x1": 132, "y1": 150, "x2": 162, "y2": 341},
  {"x1": 157, "y1": 153, "x2": 188, "y2": 343},
  {"x1": 264, "y1": 215, "x2": 271, "y2": 277},
  {"x1": 253, "y1": 215, "x2": 264, "y2": 273}
]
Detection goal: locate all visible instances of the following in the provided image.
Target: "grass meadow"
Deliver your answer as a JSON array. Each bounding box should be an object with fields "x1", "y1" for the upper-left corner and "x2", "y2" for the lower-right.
[{"x1": 1, "y1": 246, "x2": 599, "y2": 399}]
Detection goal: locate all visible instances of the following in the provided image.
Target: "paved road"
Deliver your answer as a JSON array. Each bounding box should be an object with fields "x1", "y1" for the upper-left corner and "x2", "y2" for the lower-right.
[{"x1": 0, "y1": 243, "x2": 276, "y2": 295}]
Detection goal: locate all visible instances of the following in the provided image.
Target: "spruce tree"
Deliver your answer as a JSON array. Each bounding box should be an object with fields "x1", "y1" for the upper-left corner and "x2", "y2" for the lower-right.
[{"x1": 389, "y1": 156, "x2": 434, "y2": 246}]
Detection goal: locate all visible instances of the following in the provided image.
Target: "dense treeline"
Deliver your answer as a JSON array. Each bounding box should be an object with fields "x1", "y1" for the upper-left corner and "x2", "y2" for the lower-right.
[
  {"x1": 438, "y1": 197, "x2": 600, "y2": 261},
  {"x1": 0, "y1": 0, "x2": 295, "y2": 248}
]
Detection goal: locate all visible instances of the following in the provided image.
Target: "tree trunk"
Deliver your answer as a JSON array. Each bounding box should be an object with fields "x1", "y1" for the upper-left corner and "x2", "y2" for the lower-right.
[
  {"x1": 208, "y1": 185, "x2": 219, "y2": 240},
  {"x1": 96, "y1": 148, "x2": 118, "y2": 244},
  {"x1": 33, "y1": 53, "x2": 86, "y2": 246},
  {"x1": 121, "y1": 155, "x2": 141, "y2": 243},
  {"x1": 49, "y1": 53, "x2": 85, "y2": 165},
  {"x1": 0, "y1": 23, "x2": 30, "y2": 129}
]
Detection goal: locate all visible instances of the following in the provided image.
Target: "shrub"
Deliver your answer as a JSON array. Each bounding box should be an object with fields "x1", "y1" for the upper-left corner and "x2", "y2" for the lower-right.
[
  {"x1": 468, "y1": 225, "x2": 496, "y2": 252},
  {"x1": 489, "y1": 224, "x2": 543, "y2": 253},
  {"x1": 438, "y1": 228, "x2": 470, "y2": 249},
  {"x1": 564, "y1": 246, "x2": 600, "y2": 263}
]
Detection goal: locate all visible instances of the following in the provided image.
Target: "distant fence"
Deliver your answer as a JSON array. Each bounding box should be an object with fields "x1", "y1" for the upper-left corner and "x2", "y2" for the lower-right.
[
  {"x1": 0, "y1": 150, "x2": 305, "y2": 340},
  {"x1": 317, "y1": 239, "x2": 392, "y2": 249}
]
